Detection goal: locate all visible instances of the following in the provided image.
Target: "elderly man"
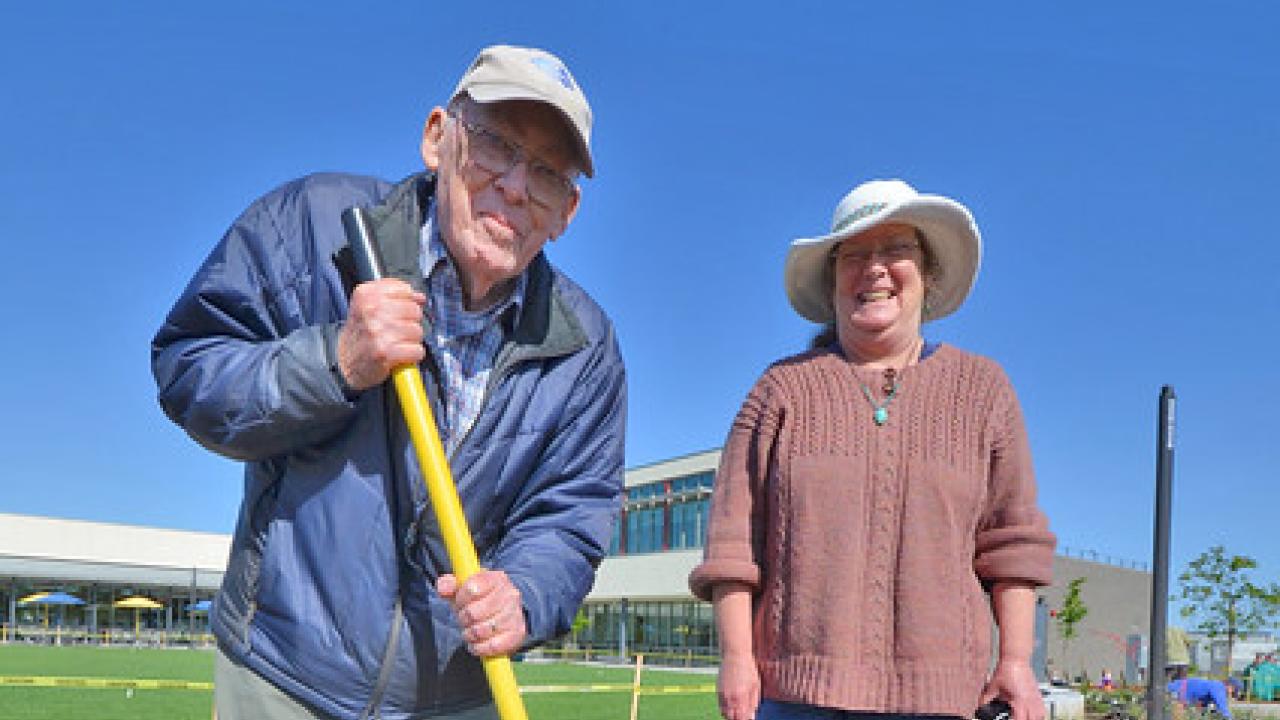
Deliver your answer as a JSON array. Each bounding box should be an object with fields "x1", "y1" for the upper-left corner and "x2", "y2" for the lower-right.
[{"x1": 152, "y1": 45, "x2": 625, "y2": 720}]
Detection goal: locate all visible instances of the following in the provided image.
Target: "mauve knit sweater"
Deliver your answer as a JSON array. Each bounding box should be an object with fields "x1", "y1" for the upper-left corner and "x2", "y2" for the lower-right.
[{"x1": 689, "y1": 344, "x2": 1055, "y2": 718}]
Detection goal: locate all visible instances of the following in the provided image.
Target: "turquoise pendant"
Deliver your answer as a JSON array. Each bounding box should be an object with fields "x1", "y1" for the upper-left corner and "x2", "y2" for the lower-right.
[{"x1": 860, "y1": 379, "x2": 899, "y2": 428}]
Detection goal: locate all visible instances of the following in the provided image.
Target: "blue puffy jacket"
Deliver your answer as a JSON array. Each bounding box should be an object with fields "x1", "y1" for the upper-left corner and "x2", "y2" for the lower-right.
[{"x1": 152, "y1": 172, "x2": 626, "y2": 719}]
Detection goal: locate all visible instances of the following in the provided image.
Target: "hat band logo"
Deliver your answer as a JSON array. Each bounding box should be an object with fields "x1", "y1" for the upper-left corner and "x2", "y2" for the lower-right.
[
  {"x1": 529, "y1": 56, "x2": 577, "y2": 91},
  {"x1": 832, "y1": 202, "x2": 887, "y2": 234}
]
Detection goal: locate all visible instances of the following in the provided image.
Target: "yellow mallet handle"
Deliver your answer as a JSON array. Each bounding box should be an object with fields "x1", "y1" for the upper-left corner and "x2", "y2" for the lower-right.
[
  {"x1": 391, "y1": 367, "x2": 528, "y2": 720},
  {"x1": 342, "y1": 207, "x2": 528, "y2": 720}
]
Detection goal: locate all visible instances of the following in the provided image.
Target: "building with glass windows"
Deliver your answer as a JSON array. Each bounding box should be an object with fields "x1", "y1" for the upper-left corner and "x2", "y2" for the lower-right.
[
  {"x1": 0, "y1": 448, "x2": 1156, "y2": 680},
  {"x1": 0, "y1": 512, "x2": 223, "y2": 644},
  {"x1": 578, "y1": 450, "x2": 719, "y2": 663}
]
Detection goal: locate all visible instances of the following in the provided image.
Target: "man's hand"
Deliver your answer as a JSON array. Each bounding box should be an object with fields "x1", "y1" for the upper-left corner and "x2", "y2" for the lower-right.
[
  {"x1": 437, "y1": 570, "x2": 528, "y2": 658},
  {"x1": 337, "y1": 279, "x2": 426, "y2": 391},
  {"x1": 981, "y1": 659, "x2": 1044, "y2": 720}
]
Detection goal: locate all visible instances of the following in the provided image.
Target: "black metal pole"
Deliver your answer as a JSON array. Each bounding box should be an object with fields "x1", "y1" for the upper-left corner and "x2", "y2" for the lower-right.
[
  {"x1": 1146, "y1": 385, "x2": 1175, "y2": 720},
  {"x1": 619, "y1": 597, "x2": 629, "y2": 660}
]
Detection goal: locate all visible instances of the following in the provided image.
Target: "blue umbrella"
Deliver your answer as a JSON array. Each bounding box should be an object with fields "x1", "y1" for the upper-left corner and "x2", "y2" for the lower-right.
[
  {"x1": 185, "y1": 598, "x2": 213, "y2": 636},
  {"x1": 19, "y1": 591, "x2": 85, "y2": 606},
  {"x1": 18, "y1": 591, "x2": 85, "y2": 631}
]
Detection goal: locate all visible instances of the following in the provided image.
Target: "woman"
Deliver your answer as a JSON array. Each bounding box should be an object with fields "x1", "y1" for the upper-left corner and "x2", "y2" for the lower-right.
[{"x1": 689, "y1": 179, "x2": 1055, "y2": 720}]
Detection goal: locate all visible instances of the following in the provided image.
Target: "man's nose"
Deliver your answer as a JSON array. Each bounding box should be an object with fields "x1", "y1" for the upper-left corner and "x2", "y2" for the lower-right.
[{"x1": 493, "y1": 160, "x2": 530, "y2": 204}]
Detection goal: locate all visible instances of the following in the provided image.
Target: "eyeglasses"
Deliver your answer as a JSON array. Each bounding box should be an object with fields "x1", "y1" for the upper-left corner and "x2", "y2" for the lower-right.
[
  {"x1": 832, "y1": 238, "x2": 922, "y2": 267},
  {"x1": 447, "y1": 110, "x2": 576, "y2": 209}
]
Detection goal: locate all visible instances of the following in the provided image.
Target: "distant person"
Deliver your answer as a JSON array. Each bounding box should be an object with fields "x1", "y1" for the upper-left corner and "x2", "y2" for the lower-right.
[
  {"x1": 1168, "y1": 667, "x2": 1231, "y2": 718},
  {"x1": 152, "y1": 45, "x2": 625, "y2": 720},
  {"x1": 1243, "y1": 652, "x2": 1265, "y2": 686},
  {"x1": 689, "y1": 179, "x2": 1056, "y2": 720},
  {"x1": 1224, "y1": 675, "x2": 1244, "y2": 700},
  {"x1": 1100, "y1": 669, "x2": 1115, "y2": 691},
  {"x1": 1252, "y1": 654, "x2": 1280, "y2": 701}
]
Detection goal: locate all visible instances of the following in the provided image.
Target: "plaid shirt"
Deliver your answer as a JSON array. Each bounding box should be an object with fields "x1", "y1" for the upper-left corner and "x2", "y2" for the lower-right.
[{"x1": 420, "y1": 204, "x2": 525, "y2": 455}]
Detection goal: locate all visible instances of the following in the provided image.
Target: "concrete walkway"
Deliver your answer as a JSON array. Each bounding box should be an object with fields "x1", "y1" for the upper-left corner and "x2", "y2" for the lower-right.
[{"x1": 1234, "y1": 702, "x2": 1280, "y2": 718}]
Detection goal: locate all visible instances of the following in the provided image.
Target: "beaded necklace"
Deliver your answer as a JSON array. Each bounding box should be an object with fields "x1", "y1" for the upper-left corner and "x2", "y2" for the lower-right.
[
  {"x1": 852, "y1": 338, "x2": 922, "y2": 427},
  {"x1": 859, "y1": 368, "x2": 900, "y2": 426}
]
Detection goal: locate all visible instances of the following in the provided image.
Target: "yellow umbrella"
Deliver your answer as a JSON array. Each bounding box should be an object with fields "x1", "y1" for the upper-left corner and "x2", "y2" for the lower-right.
[
  {"x1": 18, "y1": 592, "x2": 50, "y2": 627},
  {"x1": 114, "y1": 596, "x2": 163, "y2": 637}
]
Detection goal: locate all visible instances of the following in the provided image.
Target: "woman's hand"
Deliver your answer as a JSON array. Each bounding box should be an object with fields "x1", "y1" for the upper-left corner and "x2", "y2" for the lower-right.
[
  {"x1": 981, "y1": 658, "x2": 1044, "y2": 720},
  {"x1": 717, "y1": 651, "x2": 760, "y2": 720}
]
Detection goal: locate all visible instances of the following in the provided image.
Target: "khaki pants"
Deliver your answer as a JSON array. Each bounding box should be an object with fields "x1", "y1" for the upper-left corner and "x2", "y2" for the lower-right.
[{"x1": 214, "y1": 646, "x2": 499, "y2": 720}]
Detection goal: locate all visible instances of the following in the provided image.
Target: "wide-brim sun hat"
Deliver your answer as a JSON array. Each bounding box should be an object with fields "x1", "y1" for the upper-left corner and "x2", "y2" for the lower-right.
[
  {"x1": 784, "y1": 179, "x2": 982, "y2": 324},
  {"x1": 452, "y1": 44, "x2": 595, "y2": 177}
]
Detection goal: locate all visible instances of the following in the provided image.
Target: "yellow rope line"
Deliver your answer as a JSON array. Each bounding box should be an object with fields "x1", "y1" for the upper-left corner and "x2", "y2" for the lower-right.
[{"x1": 0, "y1": 676, "x2": 715, "y2": 695}]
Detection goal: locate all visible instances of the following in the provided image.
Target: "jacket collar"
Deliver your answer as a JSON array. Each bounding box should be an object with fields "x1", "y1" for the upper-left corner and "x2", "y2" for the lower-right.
[{"x1": 365, "y1": 171, "x2": 586, "y2": 364}]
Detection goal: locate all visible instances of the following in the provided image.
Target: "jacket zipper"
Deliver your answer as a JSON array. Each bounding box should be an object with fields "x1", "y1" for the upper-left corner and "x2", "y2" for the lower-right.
[
  {"x1": 356, "y1": 595, "x2": 403, "y2": 720},
  {"x1": 357, "y1": 383, "x2": 420, "y2": 717}
]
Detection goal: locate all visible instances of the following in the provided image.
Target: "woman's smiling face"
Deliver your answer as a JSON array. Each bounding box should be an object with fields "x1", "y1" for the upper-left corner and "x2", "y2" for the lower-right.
[{"x1": 831, "y1": 222, "x2": 929, "y2": 344}]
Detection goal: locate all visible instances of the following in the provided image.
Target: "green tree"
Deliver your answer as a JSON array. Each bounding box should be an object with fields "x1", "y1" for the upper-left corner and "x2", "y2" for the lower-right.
[
  {"x1": 569, "y1": 607, "x2": 590, "y2": 647},
  {"x1": 1177, "y1": 546, "x2": 1280, "y2": 671},
  {"x1": 1056, "y1": 577, "x2": 1088, "y2": 676}
]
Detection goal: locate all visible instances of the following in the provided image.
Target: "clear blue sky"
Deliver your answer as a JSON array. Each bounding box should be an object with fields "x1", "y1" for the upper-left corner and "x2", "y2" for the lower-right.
[{"x1": 3, "y1": 3, "x2": 1278, "y2": 612}]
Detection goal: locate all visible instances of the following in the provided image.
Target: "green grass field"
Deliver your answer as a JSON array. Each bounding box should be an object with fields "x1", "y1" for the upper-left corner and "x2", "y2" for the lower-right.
[{"x1": 0, "y1": 644, "x2": 720, "y2": 720}]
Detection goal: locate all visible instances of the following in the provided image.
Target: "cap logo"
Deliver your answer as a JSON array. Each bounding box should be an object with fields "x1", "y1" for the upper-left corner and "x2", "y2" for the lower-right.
[
  {"x1": 529, "y1": 56, "x2": 576, "y2": 91},
  {"x1": 832, "y1": 202, "x2": 887, "y2": 233}
]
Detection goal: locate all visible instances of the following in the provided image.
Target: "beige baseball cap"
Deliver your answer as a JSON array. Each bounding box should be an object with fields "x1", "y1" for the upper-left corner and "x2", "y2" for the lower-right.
[{"x1": 452, "y1": 45, "x2": 595, "y2": 177}]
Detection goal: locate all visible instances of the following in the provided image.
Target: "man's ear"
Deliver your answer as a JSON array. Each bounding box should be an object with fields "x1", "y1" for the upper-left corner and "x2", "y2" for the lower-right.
[
  {"x1": 553, "y1": 184, "x2": 582, "y2": 240},
  {"x1": 420, "y1": 107, "x2": 447, "y2": 171}
]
